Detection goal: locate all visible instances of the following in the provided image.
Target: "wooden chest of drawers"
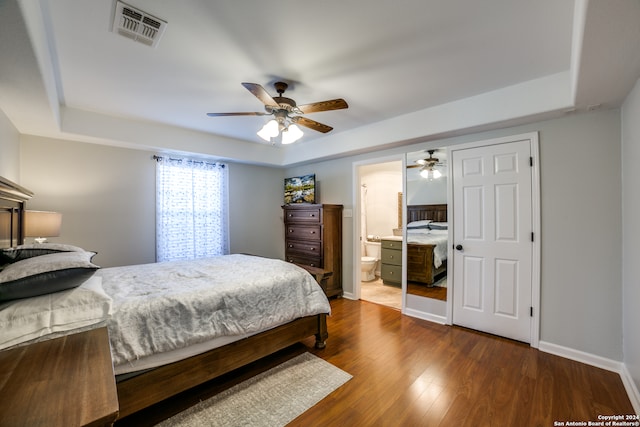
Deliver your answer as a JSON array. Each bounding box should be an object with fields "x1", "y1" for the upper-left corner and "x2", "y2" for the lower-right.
[
  {"x1": 283, "y1": 204, "x2": 343, "y2": 297},
  {"x1": 381, "y1": 239, "x2": 402, "y2": 287}
]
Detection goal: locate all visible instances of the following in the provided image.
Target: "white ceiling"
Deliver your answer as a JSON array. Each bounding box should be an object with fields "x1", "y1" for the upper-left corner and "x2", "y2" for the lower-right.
[{"x1": 1, "y1": 0, "x2": 639, "y2": 166}]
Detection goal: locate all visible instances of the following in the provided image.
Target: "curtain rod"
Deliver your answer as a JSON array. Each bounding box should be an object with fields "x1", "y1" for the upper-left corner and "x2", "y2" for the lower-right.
[{"x1": 152, "y1": 155, "x2": 225, "y2": 168}]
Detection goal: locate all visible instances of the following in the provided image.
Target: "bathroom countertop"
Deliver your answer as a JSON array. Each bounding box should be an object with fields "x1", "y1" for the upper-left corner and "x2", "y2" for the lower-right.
[{"x1": 381, "y1": 235, "x2": 402, "y2": 241}]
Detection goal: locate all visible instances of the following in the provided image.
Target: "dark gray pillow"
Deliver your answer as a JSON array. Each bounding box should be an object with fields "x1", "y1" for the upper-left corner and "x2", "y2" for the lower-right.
[
  {"x1": 0, "y1": 251, "x2": 99, "y2": 302},
  {"x1": 0, "y1": 243, "x2": 88, "y2": 264}
]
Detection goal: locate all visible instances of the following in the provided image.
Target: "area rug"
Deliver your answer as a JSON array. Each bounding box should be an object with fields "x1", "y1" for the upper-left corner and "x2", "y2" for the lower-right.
[{"x1": 156, "y1": 353, "x2": 352, "y2": 427}]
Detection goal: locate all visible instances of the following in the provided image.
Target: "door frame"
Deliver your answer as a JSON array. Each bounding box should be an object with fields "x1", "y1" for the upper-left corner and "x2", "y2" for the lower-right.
[
  {"x1": 446, "y1": 132, "x2": 541, "y2": 348},
  {"x1": 351, "y1": 154, "x2": 405, "y2": 303}
]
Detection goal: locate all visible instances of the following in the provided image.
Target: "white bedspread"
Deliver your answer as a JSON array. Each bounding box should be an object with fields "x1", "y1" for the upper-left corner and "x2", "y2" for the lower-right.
[
  {"x1": 406, "y1": 231, "x2": 449, "y2": 268},
  {"x1": 96, "y1": 254, "x2": 330, "y2": 370}
]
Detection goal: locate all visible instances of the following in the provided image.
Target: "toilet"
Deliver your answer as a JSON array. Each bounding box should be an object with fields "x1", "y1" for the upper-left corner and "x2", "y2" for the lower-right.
[{"x1": 361, "y1": 240, "x2": 381, "y2": 281}]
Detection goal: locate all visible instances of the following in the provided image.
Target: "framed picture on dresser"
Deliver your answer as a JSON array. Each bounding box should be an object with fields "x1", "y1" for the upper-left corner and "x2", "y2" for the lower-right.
[{"x1": 284, "y1": 174, "x2": 316, "y2": 204}]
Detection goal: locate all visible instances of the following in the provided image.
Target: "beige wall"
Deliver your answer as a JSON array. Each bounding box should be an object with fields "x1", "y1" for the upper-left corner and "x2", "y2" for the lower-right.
[
  {"x1": 0, "y1": 109, "x2": 20, "y2": 181},
  {"x1": 19, "y1": 135, "x2": 286, "y2": 267}
]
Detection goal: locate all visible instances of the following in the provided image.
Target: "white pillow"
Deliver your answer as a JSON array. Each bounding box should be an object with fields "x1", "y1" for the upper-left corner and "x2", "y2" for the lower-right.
[
  {"x1": 407, "y1": 220, "x2": 432, "y2": 229},
  {"x1": 0, "y1": 275, "x2": 112, "y2": 350}
]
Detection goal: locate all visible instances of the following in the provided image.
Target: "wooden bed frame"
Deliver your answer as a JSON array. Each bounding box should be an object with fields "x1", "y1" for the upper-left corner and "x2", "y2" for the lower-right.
[
  {"x1": 0, "y1": 176, "x2": 329, "y2": 420},
  {"x1": 406, "y1": 204, "x2": 448, "y2": 286}
]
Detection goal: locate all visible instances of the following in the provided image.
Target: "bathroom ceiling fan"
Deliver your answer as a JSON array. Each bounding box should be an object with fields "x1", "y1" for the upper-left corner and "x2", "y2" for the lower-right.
[
  {"x1": 407, "y1": 150, "x2": 445, "y2": 169},
  {"x1": 206, "y1": 82, "x2": 348, "y2": 143},
  {"x1": 407, "y1": 150, "x2": 446, "y2": 179}
]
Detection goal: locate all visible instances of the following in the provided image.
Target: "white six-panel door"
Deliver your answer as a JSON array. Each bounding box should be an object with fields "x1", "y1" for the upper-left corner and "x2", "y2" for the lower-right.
[{"x1": 451, "y1": 139, "x2": 533, "y2": 343}]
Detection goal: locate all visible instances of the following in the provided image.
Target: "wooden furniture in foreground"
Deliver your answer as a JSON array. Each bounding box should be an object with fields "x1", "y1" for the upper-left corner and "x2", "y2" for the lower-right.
[
  {"x1": 0, "y1": 327, "x2": 119, "y2": 427},
  {"x1": 0, "y1": 176, "x2": 330, "y2": 423},
  {"x1": 283, "y1": 204, "x2": 343, "y2": 297},
  {"x1": 0, "y1": 176, "x2": 33, "y2": 247},
  {"x1": 295, "y1": 263, "x2": 333, "y2": 293},
  {"x1": 116, "y1": 314, "x2": 327, "y2": 419}
]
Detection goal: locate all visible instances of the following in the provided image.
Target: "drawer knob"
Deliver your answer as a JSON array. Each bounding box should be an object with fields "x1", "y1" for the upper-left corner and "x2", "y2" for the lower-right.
[
  {"x1": 389, "y1": 255, "x2": 394, "y2": 259},
  {"x1": 389, "y1": 271, "x2": 394, "y2": 275},
  {"x1": 289, "y1": 229, "x2": 293, "y2": 233},
  {"x1": 310, "y1": 247, "x2": 315, "y2": 251},
  {"x1": 309, "y1": 213, "x2": 315, "y2": 217},
  {"x1": 310, "y1": 231, "x2": 316, "y2": 234},
  {"x1": 288, "y1": 244, "x2": 293, "y2": 248}
]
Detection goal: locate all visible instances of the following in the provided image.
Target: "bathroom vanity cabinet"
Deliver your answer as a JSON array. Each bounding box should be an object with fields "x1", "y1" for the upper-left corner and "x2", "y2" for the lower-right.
[
  {"x1": 381, "y1": 238, "x2": 402, "y2": 287},
  {"x1": 282, "y1": 204, "x2": 343, "y2": 297}
]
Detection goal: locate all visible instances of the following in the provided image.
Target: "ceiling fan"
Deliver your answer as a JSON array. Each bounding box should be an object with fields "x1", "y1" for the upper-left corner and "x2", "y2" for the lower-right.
[
  {"x1": 407, "y1": 150, "x2": 446, "y2": 179},
  {"x1": 207, "y1": 82, "x2": 348, "y2": 144}
]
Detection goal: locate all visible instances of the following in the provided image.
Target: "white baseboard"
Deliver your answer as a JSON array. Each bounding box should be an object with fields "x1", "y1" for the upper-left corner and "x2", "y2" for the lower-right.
[
  {"x1": 402, "y1": 307, "x2": 447, "y2": 325},
  {"x1": 341, "y1": 292, "x2": 356, "y2": 300},
  {"x1": 621, "y1": 364, "x2": 640, "y2": 415},
  {"x1": 539, "y1": 341, "x2": 640, "y2": 414}
]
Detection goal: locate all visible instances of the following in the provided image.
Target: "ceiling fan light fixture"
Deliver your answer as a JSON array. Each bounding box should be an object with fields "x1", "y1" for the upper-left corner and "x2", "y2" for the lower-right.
[
  {"x1": 281, "y1": 124, "x2": 304, "y2": 145},
  {"x1": 420, "y1": 166, "x2": 442, "y2": 180},
  {"x1": 257, "y1": 119, "x2": 279, "y2": 141}
]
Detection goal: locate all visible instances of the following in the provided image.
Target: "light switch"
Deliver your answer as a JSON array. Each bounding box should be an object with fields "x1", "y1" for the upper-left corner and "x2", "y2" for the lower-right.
[{"x1": 343, "y1": 209, "x2": 353, "y2": 218}]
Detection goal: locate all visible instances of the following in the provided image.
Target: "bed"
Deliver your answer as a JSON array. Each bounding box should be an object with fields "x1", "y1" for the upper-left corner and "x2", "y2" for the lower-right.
[
  {"x1": 406, "y1": 204, "x2": 448, "y2": 286},
  {"x1": 0, "y1": 176, "x2": 330, "y2": 420}
]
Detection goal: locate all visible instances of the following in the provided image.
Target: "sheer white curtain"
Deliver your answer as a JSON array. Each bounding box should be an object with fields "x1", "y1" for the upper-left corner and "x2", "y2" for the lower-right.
[{"x1": 155, "y1": 156, "x2": 229, "y2": 262}]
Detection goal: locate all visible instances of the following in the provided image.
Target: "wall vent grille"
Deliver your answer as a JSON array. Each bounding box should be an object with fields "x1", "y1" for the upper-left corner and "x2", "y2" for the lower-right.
[{"x1": 113, "y1": 1, "x2": 167, "y2": 48}]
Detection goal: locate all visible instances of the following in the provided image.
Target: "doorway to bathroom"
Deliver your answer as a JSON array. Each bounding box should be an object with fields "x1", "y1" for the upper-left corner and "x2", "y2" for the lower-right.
[{"x1": 357, "y1": 159, "x2": 403, "y2": 310}]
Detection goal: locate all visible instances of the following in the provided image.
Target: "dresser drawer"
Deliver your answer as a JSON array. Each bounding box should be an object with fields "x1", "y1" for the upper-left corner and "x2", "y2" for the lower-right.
[
  {"x1": 286, "y1": 225, "x2": 321, "y2": 240},
  {"x1": 381, "y1": 263, "x2": 402, "y2": 283},
  {"x1": 381, "y1": 239, "x2": 402, "y2": 250},
  {"x1": 286, "y1": 239, "x2": 322, "y2": 256},
  {"x1": 284, "y1": 208, "x2": 321, "y2": 224},
  {"x1": 286, "y1": 254, "x2": 322, "y2": 268},
  {"x1": 381, "y1": 248, "x2": 402, "y2": 266}
]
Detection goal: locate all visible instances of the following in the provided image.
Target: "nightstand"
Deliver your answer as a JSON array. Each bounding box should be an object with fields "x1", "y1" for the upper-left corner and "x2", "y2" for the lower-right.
[{"x1": 0, "y1": 327, "x2": 119, "y2": 426}]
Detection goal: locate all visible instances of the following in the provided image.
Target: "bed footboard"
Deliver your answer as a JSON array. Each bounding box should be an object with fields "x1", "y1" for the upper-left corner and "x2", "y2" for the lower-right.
[{"x1": 116, "y1": 313, "x2": 327, "y2": 419}]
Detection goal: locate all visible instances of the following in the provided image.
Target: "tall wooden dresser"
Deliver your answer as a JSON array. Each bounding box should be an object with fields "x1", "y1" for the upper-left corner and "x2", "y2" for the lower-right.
[{"x1": 282, "y1": 204, "x2": 343, "y2": 297}]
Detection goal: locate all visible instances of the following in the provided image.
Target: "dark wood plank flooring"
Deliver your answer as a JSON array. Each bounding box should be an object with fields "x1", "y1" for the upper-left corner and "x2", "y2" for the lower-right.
[{"x1": 116, "y1": 298, "x2": 635, "y2": 426}]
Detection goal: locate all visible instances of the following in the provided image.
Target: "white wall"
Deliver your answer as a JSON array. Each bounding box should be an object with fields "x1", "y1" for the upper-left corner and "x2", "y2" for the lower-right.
[
  {"x1": 622, "y1": 77, "x2": 640, "y2": 397},
  {"x1": 360, "y1": 161, "x2": 402, "y2": 239},
  {"x1": 20, "y1": 135, "x2": 156, "y2": 268},
  {"x1": 287, "y1": 108, "x2": 624, "y2": 361},
  {"x1": 0, "y1": 109, "x2": 20, "y2": 181},
  {"x1": 19, "y1": 135, "x2": 286, "y2": 267}
]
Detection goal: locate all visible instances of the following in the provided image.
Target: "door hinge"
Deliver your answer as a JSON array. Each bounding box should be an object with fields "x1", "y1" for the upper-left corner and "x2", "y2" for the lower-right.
[
  {"x1": 529, "y1": 156, "x2": 533, "y2": 167},
  {"x1": 531, "y1": 232, "x2": 534, "y2": 242},
  {"x1": 530, "y1": 306, "x2": 534, "y2": 317}
]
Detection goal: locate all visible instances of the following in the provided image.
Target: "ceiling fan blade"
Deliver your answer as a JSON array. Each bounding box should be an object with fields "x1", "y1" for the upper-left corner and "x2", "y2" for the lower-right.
[
  {"x1": 406, "y1": 165, "x2": 422, "y2": 169},
  {"x1": 241, "y1": 82, "x2": 279, "y2": 107},
  {"x1": 206, "y1": 112, "x2": 269, "y2": 117},
  {"x1": 297, "y1": 98, "x2": 348, "y2": 114},
  {"x1": 292, "y1": 116, "x2": 333, "y2": 133}
]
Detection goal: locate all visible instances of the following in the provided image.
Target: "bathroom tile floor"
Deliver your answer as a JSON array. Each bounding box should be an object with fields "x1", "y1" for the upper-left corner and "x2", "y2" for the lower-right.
[{"x1": 360, "y1": 278, "x2": 402, "y2": 310}]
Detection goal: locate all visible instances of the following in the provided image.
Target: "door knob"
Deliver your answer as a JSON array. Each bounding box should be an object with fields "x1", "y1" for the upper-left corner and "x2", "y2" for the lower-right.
[{"x1": 455, "y1": 244, "x2": 463, "y2": 251}]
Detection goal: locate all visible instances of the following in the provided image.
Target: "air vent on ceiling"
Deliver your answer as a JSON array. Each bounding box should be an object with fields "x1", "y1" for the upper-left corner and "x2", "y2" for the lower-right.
[{"x1": 112, "y1": 1, "x2": 167, "y2": 48}]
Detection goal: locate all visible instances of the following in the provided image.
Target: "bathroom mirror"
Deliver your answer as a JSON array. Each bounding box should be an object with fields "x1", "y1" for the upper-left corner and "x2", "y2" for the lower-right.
[{"x1": 405, "y1": 148, "x2": 449, "y2": 301}]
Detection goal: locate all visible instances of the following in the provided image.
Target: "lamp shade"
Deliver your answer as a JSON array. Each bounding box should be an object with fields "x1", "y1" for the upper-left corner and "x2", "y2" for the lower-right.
[
  {"x1": 281, "y1": 124, "x2": 304, "y2": 145},
  {"x1": 24, "y1": 211, "x2": 62, "y2": 239},
  {"x1": 257, "y1": 119, "x2": 280, "y2": 141}
]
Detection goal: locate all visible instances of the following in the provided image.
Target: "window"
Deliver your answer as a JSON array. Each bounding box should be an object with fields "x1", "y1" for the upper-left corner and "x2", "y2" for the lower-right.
[{"x1": 155, "y1": 156, "x2": 229, "y2": 262}]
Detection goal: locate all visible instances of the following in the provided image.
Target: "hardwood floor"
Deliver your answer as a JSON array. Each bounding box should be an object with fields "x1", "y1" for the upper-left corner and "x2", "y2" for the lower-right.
[{"x1": 117, "y1": 298, "x2": 635, "y2": 426}]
